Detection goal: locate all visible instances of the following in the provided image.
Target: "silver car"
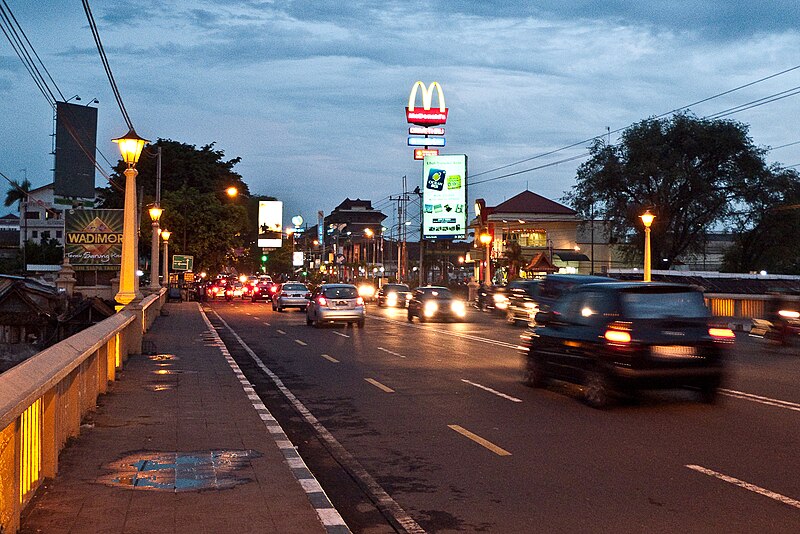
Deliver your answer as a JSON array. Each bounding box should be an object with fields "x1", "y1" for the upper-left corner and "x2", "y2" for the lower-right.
[
  {"x1": 272, "y1": 282, "x2": 311, "y2": 312},
  {"x1": 306, "y1": 283, "x2": 366, "y2": 328}
]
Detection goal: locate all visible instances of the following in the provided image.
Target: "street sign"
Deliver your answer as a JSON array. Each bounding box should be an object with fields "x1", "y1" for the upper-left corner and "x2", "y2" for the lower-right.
[
  {"x1": 172, "y1": 254, "x2": 194, "y2": 271},
  {"x1": 409, "y1": 126, "x2": 445, "y2": 136},
  {"x1": 414, "y1": 149, "x2": 439, "y2": 160},
  {"x1": 408, "y1": 136, "x2": 445, "y2": 147}
]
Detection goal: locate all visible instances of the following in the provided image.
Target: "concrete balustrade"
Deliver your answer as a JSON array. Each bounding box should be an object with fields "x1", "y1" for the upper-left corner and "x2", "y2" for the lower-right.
[{"x1": 0, "y1": 289, "x2": 165, "y2": 533}]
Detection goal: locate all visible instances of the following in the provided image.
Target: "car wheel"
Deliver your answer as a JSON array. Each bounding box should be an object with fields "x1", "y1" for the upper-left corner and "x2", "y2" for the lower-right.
[
  {"x1": 277, "y1": 304, "x2": 284, "y2": 312},
  {"x1": 357, "y1": 319, "x2": 365, "y2": 329},
  {"x1": 583, "y1": 365, "x2": 613, "y2": 409},
  {"x1": 698, "y1": 383, "x2": 719, "y2": 404},
  {"x1": 306, "y1": 316, "x2": 312, "y2": 326},
  {"x1": 523, "y1": 350, "x2": 547, "y2": 388}
]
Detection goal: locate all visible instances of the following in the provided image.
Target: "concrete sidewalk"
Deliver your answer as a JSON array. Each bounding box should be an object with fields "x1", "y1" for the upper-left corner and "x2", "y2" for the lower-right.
[{"x1": 19, "y1": 302, "x2": 339, "y2": 534}]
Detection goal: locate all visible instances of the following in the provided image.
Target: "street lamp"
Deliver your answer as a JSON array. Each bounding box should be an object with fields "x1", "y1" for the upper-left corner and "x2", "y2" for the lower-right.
[
  {"x1": 640, "y1": 210, "x2": 655, "y2": 282},
  {"x1": 148, "y1": 205, "x2": 163, "y2": 290},
  {"x1": 364, "y1": 228, "x2": 374, "y2": 267},
  {"x1": 113, "y1": 127, "x2": 149, "y2": 306},
  {"x1": 161, "y1": 229, "x2": 171, "y2": 287},
  {"x1": 479, "y1": 232, "x2": 492, "y2": 285},
  {"x1": 225, "y1": 186, "x2": 239, "y2": 198}
]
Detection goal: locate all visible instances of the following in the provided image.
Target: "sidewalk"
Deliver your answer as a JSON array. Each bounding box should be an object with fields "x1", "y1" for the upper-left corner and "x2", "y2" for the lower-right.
[{"x1": 19, "y1": 302, "x2": 335, "y2": 534}]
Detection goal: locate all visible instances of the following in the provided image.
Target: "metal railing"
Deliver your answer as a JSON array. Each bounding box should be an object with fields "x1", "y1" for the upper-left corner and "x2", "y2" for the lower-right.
[{"x1": 0, "y1": 289, "x2": 165, "y2": 533}]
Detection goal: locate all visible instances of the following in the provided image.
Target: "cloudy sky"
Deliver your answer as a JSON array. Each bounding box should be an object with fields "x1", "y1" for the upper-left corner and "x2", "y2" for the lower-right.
[{"x1": 1, "y1": 0, "x2": 799, "y2": 231}]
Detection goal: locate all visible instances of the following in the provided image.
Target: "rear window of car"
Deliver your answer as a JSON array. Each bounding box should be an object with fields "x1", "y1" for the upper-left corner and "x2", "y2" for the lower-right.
[
  {"x1": 283, "y1": 284, "x2": 306, "y2": 291},
  {"x1": 384, "y1": 284, "x2": 409, "y2": 292},
  {"x1": 323, "y1": 286, "x2": 358, "y2": 299},
  {"x1": 621, "y1": 290, "x2": 709, "y2": 319}
]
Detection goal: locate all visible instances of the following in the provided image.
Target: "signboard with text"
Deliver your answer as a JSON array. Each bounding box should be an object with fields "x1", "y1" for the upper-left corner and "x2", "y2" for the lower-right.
[
  {"x1": 258, "y1": 201, "x2": 283, "y2": 248},
  {"x1": 422, "y1": 155, "x2": 467, "y2": 240},
  {"x1": 172, "y1": 255, "x2": 194, "y2": 271},
  {"x1": 65, "y1": 209, "x2": 123, "y2": 270}
]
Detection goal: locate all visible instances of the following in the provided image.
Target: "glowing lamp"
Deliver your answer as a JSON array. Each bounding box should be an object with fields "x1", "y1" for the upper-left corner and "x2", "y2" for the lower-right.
[
  {"x1": 161, "y1": 230, "x2": 171, "y2": 242},
  {"x1": 479, "y1": 233, "x2": 492, "y2": 245},
  {"x1": 640, "y1": 210, "x2": 655, "y2": 228},
  {"x1": 112, "y1": 128, "x2": 149, "y2": 167},
  {"x1": 148, "y1": 206, "x2": 163, "y2": 222}
]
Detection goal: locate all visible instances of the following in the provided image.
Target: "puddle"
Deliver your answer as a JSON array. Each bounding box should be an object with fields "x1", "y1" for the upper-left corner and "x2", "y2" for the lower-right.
[
  {"x1": 152, "y1": 369, "x2": 197, "y2": 375},
  {"x1": 100, "y1": 450, "x2": 262, "y2": 492},
  {"x1": 144, "y1": 384, "x2": 176, "y2": 392},
  {"x1": 148, "y1": 354, "x2": 178, "y2": 362}
]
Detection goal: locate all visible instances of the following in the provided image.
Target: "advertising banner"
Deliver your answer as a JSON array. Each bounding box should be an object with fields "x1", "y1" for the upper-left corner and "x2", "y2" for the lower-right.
[
  {"x1": 258, "y1": 201, "x2": 283, "y2": 248},
  {"x1": 65, "y1": 209, "x2": 123, "y2": 270},
  {"x1": 422, "y1": 155, "x2": 467, "y2": 240},
  {"x1": 292, "y1": 251, "x2": 304, "y2": 267},
  {"x1": 55, "y1": 101, "x2": 98, "y2": 199}
]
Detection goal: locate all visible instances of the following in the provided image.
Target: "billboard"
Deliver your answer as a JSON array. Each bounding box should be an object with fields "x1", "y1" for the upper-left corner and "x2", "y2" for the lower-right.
[
  {"x1": 65, "y1": 209, "x2": 123, "y2": 270},
  {"x1": 258, "y1": 201, "x2": 283, "y2": 248},
  {"x1": 55, "y1": 101, "x2": 98, "y2": 199},
  {"x1": 406, "y1": 81, "x2": 448, "y2": 126},
  {"x1": 422, "y1": 155, "x2": 467, "y2": 240}
]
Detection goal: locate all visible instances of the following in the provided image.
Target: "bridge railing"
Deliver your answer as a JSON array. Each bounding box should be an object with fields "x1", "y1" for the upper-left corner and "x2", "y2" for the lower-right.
[{"x1": 0, "y1": 289, "x2": 166, "y2": 533}]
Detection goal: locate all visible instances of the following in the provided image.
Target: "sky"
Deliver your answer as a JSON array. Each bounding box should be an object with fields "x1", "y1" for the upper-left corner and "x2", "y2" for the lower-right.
[{"x1": 1, "y1": 0, "x2": 799, "y2": 234}]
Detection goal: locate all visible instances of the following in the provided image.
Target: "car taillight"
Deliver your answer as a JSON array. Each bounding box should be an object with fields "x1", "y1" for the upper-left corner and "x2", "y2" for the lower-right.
[
  {"x1": 356, "y1": 297, "x2": 365, "y2": 306},
  {"x1": 270, "y1": 286, "x2": 278, "y2": 293},
  {"x1": 604, "y1": 329, "x2": 631, "y2": 343},
  {"x1": 317, "y1": 296, "x2": 327, "y2": 306},
  {"x1": 304, "y1": 292, "x2": 311, "y2": 298},
  {"x1": 709, "y1": 327, "x2": 735, "y2": 340}
]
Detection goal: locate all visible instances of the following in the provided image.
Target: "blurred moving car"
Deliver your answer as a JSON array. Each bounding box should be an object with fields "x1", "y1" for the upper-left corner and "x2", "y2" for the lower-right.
[
  {"x1": 505, "y1": 279, "x2": 541, "y2": 325},
  {"x1": 407, "y1": 286, "x2": 467, "y2": 323},
  {"x1": 535, "y1": 274, "x2": 615, "y2": 312},
  {"x1": 272, "y1": 282, "x2": 311, "y2": 312},
  {"x1": 306, "y1": 283, "x2": 366, "y2": 328},
  {"x1": 520, "y1": 282, "x2": 734, "y2": 408},
  {"x1": 357, "y1": 282, "x2": 377, "y2": 302},
  {"x1": 376, "y1": 283, "x2": 411, "y2": 308}
]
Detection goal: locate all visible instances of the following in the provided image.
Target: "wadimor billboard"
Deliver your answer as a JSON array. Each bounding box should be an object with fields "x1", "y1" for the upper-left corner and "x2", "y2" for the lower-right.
[
  {"x1": 258, "y1": 201, "x2": 283, "y2": 248},
  {"x1": 65, "y1": 209, "x2": 123, "y2": 270},
  {"x1": 422, "y1": 155, "x2": 467, "y2": 240}
]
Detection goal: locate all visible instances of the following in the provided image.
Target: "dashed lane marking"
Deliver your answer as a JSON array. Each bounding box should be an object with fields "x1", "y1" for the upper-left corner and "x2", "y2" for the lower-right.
[
  {"x1": 276, "y1": 329, "x2": 286, "y2": 335},
  {"x1": 263, "y1": 322, "x2": 271, "y2": 326},
  {"x1": 365, "y1": 378, "x2": 395, "y2": 393},
  {"x1": 321, "y1": 354, "x2": 340, "y2": 363},
  {"x1": 377, "y1": 347, "x2": 405, "y2": 358},
  {"x1": 686, "y1": 465, "x2": 800, "y2": 510},
  {"x1": 448, "y1": 425, "x2": 512, "y2": 457},
  {"x1": 295, "y1": 339, "x2": 308, "y2": 346},
  {"x1": 461, "y1": 379, "x2": 522, "y2": 403},
  {"x1": 333, "y1": 331, "x2": 350, "y2": 338},
  {"x1": 720, "y1": 389, "x2": 800, "y2": 413}
]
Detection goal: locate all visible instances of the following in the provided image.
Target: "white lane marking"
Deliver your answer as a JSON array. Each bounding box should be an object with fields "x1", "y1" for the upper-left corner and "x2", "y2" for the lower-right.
[
  {"x1": 461, "y1": 379, "x2": 522, "y2": 403},
  {"x1": 365, "y1": 378, "x2": 395, "y2": 393},
  {"x1": 377, "y1": 347, "x2": 405, "y2": 358},
  {"x1": 686, "y1": 465, "x2": 800, "y2": 510},
  {"x1": 371, "y1": 316, "x2": 518, "y2": 349},
  {"x1": 448, "y1": 425, "x2": 512, "y2": 457},
  {"x1": 720, "y1": 389, "x2": 800, "y2": 413},
  {"x1": 276, "y1": 329, "x2": 286, "y2": 335},
  {"x1": 295, "y1": 339, "x2": 307, "y2": 346},
  {"x1": 333, "y1": 331, "x2": 350, "y2": 338},
  {"x1": 263, "y1": 322, "x2": 271, "y2": 326},
  {"x1": 321, "y1": 354, "x2": 340, "y2": 363}
]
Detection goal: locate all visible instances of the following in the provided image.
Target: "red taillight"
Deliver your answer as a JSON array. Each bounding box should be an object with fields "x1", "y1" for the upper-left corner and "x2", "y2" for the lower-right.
[
  {"x1": 604, "y1": 329, "x2": 631, "y2": 343},
  {"x1": 356, "y1": 297, "x2": 365, "y2": 306},
  {"x1": 317, "y1": 296, "x2": 327, "y2": 306},
  {"x1": 211, "y1": 287, "x2": 219, "y2": 294},
  {"x1": 304, "y1": 292, "x2": 311, "y2": 298},
  {"x1": 270, "y1": 286, "x2": 278, "y2": 293},
  {"x1": 709, "y1": 327, "x2": 735, "y2": 339}
]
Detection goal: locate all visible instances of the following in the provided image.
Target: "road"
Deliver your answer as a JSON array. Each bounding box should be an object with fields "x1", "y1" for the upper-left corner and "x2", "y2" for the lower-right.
[{"x1": 204, "y1": 297, "x2": 800, "y2": 533}]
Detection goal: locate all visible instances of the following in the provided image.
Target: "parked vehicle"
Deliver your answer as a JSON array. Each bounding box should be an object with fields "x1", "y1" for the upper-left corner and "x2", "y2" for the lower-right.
[
  {"x1": 306, "y1": 283, "x2": 366, "y2": 328},
  {"x1": 272, "y1": 282, "x2": 311, "y2": 312},
  {"x1": 520, "y1": 282, "x2": 734, "y2": 408},
  {"x1": 407, "y1": 286, "x2": 467, "y2": 323},
  {"x1": 376, "y1": 283, "x2": 412, "y2": 308}
]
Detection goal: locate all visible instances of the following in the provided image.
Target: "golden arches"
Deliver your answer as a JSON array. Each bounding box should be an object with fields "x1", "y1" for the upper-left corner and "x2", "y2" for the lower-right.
[{"x1": 408, "y1": 81, "x2": 446, "y2": 111}]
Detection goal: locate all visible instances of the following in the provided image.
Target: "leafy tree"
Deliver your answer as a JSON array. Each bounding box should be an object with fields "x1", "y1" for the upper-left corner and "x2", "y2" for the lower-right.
[
  {"x1": 501, "y1": 241, "x2": 525, "y2": 280},
  {"x1": 4, "y1": 177, "x2": 31, "y2": 209},
  {"x1": 24, "y1": 238, "x2": 63, "y2": 265},
  {"x1": 564, "y1": 113, "x2": 772, "y2": 269}
]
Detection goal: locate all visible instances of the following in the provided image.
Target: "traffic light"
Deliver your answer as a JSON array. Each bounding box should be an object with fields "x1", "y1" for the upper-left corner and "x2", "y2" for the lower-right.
[{"x1": 261, "y1": 254, "x2": 268, "y2": 262}]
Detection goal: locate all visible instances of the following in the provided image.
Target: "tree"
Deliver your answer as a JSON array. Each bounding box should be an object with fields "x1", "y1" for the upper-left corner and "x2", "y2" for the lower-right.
[
  {"x1": 4, "y1": 177, "x2": 31, "y2": 209},
  {"x1": 97, "y1": 139, "x2": 253, "y2": 274},
  {"x1": 564, "y1": 113, "x2": 773, "y2": 269},
  {"x1": 502, "y1": 241, "x2": 525, "y2": 280}
]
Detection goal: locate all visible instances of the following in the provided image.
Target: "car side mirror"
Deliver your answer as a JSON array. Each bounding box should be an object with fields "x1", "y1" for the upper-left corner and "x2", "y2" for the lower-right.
[{"x1": 534, "y1": 311, "x2": 553, "y2": 325}]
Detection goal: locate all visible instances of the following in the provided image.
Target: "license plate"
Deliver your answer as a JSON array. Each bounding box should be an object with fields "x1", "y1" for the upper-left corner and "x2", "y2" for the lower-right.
[
  {"x1": 651, "y1": 345, "x2": 697, "y2": 358},
  {"x1": 336, "y1": 300, "x2": 347, "y2": 306}
]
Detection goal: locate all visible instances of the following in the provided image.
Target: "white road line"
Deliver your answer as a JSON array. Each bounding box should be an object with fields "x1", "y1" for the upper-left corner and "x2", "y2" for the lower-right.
[
  {"x1": 377, "y1": 347, "x2": 405, "y2": 358},
  {"x1": 461, "y1": 379, "x2": 522, "y2": 403},
  {"x1": 295, "y1": 339, "x2": 307, "y2": 346},
  {"x1": 365, "y1": 378, "x2": 395, "y2": 393},
  {"x1": 276, "y1": 329, "x2": 286, "y2": 335},
  {"x1": 720, "y1": 389, "x2": 800, "y2": 413},
  {"x1": 448, "y1": 425, "x2": 511, "y2": 457},
  {"x1": 371, "y1": 316, "x2": 518, "y2": 349},
  {"x1": 686, "y1": 465, "x2": 800, "y2": 510},
  {"x1": 263, "y1": 322, "x2": 271, "y2": 326},
  {"x1": 333, "y1": 331, "x2": 350, "y2": 338},
  {"x1": 321, "y1": 354, "x2": 340, "y2": 363}
]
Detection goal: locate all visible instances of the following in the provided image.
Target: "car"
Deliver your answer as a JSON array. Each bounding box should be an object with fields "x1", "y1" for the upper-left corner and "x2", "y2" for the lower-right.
[
  {"x1": 272, "y1": 282, "x2": 311, "y2": 312},
  {"x1": 520, "y1": 282, "x2": 734, "y2": 408},
  {"x1": 534, "y1": 274, "x2": 616, "y2": 312},
  {"x1": 306, "y1": 283, "x2": 366, "y2": 328},
  {"x1": 407, "y1": 286, "x2": 467, "y2": 322},
  {"x1": 251, "y1": 282, "x2": 275, "y2": 302},
  {"x1": 376, "y1": 283, "x2": 412, "y2": 307},
  {"x1": 505, "y1": 279, "x2": 541, "y2": 325}
]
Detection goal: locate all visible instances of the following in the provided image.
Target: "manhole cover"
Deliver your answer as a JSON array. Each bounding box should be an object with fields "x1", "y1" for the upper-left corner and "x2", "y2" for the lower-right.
[{"x1": 100, "y1": 450, "x2": 262, "y2": 492}]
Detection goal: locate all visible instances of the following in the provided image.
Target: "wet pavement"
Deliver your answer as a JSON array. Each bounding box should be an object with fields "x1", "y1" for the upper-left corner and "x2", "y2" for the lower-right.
[{"x1": 19, "y1": 302, "x2": 331, "y2": 534}]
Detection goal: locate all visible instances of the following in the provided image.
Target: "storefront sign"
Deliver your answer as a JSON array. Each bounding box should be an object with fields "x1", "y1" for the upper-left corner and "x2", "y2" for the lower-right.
[
  {"x1": 406, "y1": 81, "x2": 448, "y2": 126},
  {"x1": 65, "y1": 209, "x2": 123, "y2": 270},
  {"x1": 422, "y1": 155, "x2": 467, "y2": 240}
]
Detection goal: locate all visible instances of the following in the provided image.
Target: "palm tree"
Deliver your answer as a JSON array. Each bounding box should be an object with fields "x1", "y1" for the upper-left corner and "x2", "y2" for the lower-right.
[
  {"x1": 503, "y1": 241, "x2": 526, "y2": 280},
  {"x1": 4, "y1": 178, "x2": 32, "y2": 210}
]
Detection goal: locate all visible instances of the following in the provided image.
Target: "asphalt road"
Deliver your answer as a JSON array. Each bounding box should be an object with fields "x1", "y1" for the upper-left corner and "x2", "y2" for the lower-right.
[{"x1": 205, "y1": 297, "x2": 800, "y2": 534}]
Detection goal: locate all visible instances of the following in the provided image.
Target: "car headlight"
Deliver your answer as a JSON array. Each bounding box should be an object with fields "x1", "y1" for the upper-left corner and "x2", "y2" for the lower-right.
[
  {"x1": 358, "y1": 284, "x2": 375, "y2": 298},
  {"x1": 386, "y1": 293, "x2": 398, "y2": 306},
  {"x1": 524, "y1": 302, "x2": 538, "y2": 310},
  {"x1": 451, "y1": 300, "x2": 466, "y2": 317},
  {"x1": 424, "y1": 300, "x2": 438, "y2": 317}
]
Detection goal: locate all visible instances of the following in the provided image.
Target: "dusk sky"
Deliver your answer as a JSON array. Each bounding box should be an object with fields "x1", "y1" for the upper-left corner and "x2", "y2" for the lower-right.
[{"x1": 2, "y1": 1, "x2": 799, "y2": 231}]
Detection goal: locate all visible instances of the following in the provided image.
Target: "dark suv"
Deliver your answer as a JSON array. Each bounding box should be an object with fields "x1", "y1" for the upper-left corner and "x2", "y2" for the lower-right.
[
  {"x1": 520, "y1": 282, "x2": 734, "y2": 408},
  {"x1": 535, "y1": 274, "x2": 615, "y2": 312}
]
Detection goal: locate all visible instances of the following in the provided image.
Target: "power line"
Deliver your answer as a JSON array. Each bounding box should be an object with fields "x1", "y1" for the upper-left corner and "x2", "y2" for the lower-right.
[{"x1": 770, "y1": 140, "x2": 800, "y2": 151}]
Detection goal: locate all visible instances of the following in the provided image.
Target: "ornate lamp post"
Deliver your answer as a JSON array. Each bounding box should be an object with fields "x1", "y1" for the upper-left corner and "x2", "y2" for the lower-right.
[
  {"x1": 148, "y1": 205, "x2": 163, "y2": 290},
  {"x1": 113, "y1": 128, "x2": 149, "y2": 306},
  {"x1": 640, "y1": 210, "x2": 655, "y2": 282},
  {"x1": 479, "y1": 232, "x2": 492, "y2": 285},
  {"x1": 161, "y1": 230, "x2": 171, "y2": 287}
]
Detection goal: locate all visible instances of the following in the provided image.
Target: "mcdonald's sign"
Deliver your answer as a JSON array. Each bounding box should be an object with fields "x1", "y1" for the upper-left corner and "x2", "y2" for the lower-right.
[{"x1": 406, "y1": 81, "x2": 448, "y2": 126}]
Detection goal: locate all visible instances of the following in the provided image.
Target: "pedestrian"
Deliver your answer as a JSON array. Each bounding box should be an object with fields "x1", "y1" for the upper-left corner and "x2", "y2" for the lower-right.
[{"x1": 467, "y1": 276, "x2": 479, "y2": 303}]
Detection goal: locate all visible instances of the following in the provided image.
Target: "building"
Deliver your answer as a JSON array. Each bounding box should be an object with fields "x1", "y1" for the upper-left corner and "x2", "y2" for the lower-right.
[
  {"x1": 18, "y1": 183, "x2": 66, "y2": 247},
  {"x1": 320, "y1": 199, "x2": 387, "y2": 281},
  {"x1": 0, "y1": 214, "x2": 20, "y2": 262},
  {"x1": 470, "y1": 190, "x2": 615, "y2": 283}
]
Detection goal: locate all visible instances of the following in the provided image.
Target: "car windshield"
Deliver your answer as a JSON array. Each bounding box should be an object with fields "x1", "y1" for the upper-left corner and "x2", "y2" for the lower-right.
[
  {"x1": 423, "y1": 288, "x2": 452, "y2": 299},
  {"x1": 621, "y1": 290, "x2": 709, "y2": 319},
  {"x1": 323, "y1": 286, "x2": 358, "y2": 299},
  {"x1": 283, "y1": 284, "x2": 306, "y2": 291},
  {"x1": 384, "y1": 284, "x2": 410, "y2": 292}
]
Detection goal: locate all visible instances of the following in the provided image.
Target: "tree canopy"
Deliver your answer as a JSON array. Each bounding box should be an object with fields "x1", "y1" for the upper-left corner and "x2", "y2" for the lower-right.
[{"x1": 563, "y1": 113, "x2": 798, "y2": 271}]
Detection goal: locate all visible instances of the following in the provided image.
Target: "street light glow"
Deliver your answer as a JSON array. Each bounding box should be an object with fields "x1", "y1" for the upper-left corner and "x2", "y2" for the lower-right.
[{"x1": 112, "y1": 128, "x2": 149, "y2": 167}]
